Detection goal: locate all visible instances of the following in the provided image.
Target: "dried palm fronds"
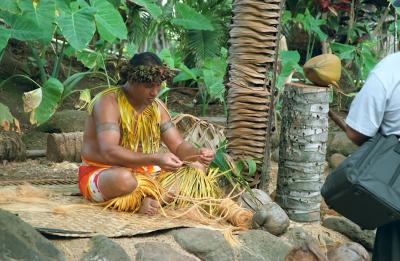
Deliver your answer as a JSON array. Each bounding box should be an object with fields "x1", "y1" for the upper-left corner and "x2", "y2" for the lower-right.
[
  {"x1": 172, "y1": 114, "x2": 225, "y2": 151},
  {"x1": 102, "y1": 174, "x2": 162, "y2": 212},
  {"x1": 227, "y1": 0, "x2": 283, "y2": 187}
]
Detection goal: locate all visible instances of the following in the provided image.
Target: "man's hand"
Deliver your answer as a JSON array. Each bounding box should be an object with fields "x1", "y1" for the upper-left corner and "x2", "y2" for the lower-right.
[
  {"x1": 198, "y1": 148, "x2": 214, "y2": 166},
  {"x1": 156, "y1": 153, "x2": 183, "y2": 171}
]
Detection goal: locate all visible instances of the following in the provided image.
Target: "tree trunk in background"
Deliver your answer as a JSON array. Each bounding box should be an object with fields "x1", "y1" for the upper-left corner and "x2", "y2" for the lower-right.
[
  {"x1": 226, "y1": 0, "x2": 284, "y2": 188},
  {"x1": 0, "y1": 131, "x2": 26, "y2": 161},
  {"x1": 47, "y1": 132, "x2": 83, "y2": 162},
  {"x1": 275, "y1": 82, "x2": 329, "y2": 222}
]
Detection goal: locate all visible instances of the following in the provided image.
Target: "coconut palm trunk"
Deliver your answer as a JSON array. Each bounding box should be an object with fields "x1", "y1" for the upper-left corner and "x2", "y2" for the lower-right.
[
  {"x1": 275, "y1": 82, "x2": 329, "y2": 222},
  {"x1": 226, "y1": 0, "x2": 284, "y2": 188}
]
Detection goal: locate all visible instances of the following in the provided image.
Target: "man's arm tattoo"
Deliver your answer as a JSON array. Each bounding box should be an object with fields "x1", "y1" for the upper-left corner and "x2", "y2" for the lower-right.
[
  {"x1": 160, "y1": 120, "x2": 175, "y2": 134},
  {"x1": 96, "y1": 122, "x2": 120, "y2": 133}
]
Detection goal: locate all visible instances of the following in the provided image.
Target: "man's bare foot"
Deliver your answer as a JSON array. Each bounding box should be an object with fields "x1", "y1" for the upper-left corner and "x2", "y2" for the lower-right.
[{"x1": 138, "y1": 197, "x2": 160, "y2": 215}]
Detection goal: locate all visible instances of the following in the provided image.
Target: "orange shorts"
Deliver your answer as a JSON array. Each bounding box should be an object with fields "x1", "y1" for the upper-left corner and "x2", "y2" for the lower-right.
[{"x1": 78, "y1": 157, "x2": 161, "y2": 202}]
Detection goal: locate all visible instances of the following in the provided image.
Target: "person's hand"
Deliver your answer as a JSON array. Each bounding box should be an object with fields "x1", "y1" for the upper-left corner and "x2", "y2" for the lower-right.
[
  {"x1": 198, "y1": 148, "x2": 214, "y2": 166},
  {"x1": 156, "y1": 152, "x2": 182, "y2": 171}
]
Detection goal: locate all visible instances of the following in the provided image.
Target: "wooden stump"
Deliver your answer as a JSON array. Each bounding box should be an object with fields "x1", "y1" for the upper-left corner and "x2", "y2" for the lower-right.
[
  {"x1": 47, "y1": 132, "x2": 83, "y2": 162},
  {"x1": 0, "y1": 131, "x2": 26, "y2": 161},
  {"x1": 275, "y1": 82, "x2": 329, "y2": 222}
]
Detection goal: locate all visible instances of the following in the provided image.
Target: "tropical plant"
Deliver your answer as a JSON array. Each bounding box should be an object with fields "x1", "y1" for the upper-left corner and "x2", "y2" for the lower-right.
[{"x1": 0, "y1": 0, "x2": 127, "y2": 128}]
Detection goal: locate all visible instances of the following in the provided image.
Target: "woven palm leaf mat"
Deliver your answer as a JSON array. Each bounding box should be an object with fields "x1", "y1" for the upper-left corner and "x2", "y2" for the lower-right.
[{"x1": 0, "y1": 184, "x2": 220, "y2": 238}]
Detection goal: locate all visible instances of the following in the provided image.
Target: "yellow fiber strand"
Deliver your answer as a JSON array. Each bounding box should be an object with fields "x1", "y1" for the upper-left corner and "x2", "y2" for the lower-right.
[
  {"x1": 157, "y1": 166, "x2": 222, "y2": 214},
  {"x1": 102, "y1": 174, "x2": 163, "y2": 212}
]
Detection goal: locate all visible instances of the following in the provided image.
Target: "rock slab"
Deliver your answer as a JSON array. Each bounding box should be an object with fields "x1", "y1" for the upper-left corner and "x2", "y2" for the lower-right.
[
  {"x1": 0, "y1": 209, "x2": 65, "y2": 261},
  {"x1": 238, "y1": 230, "x2": 292, "y2": 261},
  {"x1": 322, "y1": 216, "x2": 376, "y2": 250},
  {"x1": 81, "y1": 235, "x2": 130, "y2": 261},
  {"x1": 171, "y1": 228, "x2": 234, "y2": 261},
  {"x1": 135, "y1": 241, "x2": 197, "y2": 261}
]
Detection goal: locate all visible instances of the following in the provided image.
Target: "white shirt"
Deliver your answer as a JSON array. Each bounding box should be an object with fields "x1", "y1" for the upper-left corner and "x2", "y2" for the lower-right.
[{"x1": 346, "y1": 52, "x2": 400, "y2": 137}]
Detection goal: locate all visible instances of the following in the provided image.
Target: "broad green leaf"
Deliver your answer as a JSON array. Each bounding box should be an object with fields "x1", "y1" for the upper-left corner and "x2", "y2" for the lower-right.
[
  {"x1": 123, "y1": 41, "x2": 137, "y2": 58},
  {"x1": 91, "y1": 0, "x2": 127, "y2": 42},
  {"x1": 77, "y1": 0, "x2": 90, "y2": 8},
  {"x1": 0, "y1": 10, "x2": 44, "y2": 41},
  {"x1": 54, "y1": 0, "x2": 72, "y2": 13},
  {"x1": 0, "y1": 102, "x2": 19, "y2": 131},
  {"x1": 171, "y1": 3, "x2": 214, "y2": 31},
  {"x1": 203, "y1": 69, "x2": 224, "y2": 101},
  {"x1": 131, "y1": 0, "x2": 162, "y2": 19},
  {"x1": 173, "y1": 64, "x2": 200, "y2": 83},
  {"x1": 0, "y1": 26, "x2": 10, "y2": 52},
  {"x1": 17, "y1": 0, "x2": 56, "y2": 43},
  {"x1": 76, "y1": 49, "x2": 105, "y2": 69},
  {"x1": 244, "y1": 159, "x2": 257, "y2": 177},
  {"x1": 159, "y1": 48, "x2": 175, "y2": 68},
  {"x1": 57, "y1": 7, "x2": 96, "y2": 50},
  {"x1": 0, "y1": 0, "x2": 20, "y2": 14},
  {"x1": 277, "y1": 50, "x2": 302, "y2": 91},
  {"x1": 330, "y1": 42, "x2": 356, "y2": 60},
  {"x1": 31, "y1": 78, "x2": 64, "y2": 125}
]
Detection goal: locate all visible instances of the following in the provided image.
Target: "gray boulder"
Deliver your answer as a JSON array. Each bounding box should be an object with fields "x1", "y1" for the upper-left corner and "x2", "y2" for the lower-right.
[
  {"x1": 81, "y1": 235, "x2": 129, "y2": 261},
  {"x1": 0, "y1": 209, "x2": 65, "y2": 261},
  {"x1": 171, "y1": 228, "x2": 234, "y2": 261},
  {"x1": 322, "y1": 216, "x2": 375, "y2": 250},
  {"x1": 238, "y1": 230, "x2": 292, "y2": 261},
  {"x1": 328, "y1": 131, "x2": 358, "y2": 156},
  {"x1": 39, "y1": 110, "x2": 88, "y2": 133},
  {"x1": 135, "y1": 242, "x2": 196, "y2": 261}
]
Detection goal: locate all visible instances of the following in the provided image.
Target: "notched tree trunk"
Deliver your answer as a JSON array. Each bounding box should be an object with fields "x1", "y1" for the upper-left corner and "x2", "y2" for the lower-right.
[{"x1": 276, "y1": 82, "x2": 329, "y2": 222}]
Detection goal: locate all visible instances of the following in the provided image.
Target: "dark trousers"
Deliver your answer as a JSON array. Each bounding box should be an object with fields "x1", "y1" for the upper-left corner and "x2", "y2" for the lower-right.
[{"x1": 373, "y1": 220, "x2": 400, "y2": 261}]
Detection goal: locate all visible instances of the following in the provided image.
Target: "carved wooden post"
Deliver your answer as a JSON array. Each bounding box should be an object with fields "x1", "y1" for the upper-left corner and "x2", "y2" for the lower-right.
[{"x1": 275, "y1": 82, "x2": 329, "y2": 222}]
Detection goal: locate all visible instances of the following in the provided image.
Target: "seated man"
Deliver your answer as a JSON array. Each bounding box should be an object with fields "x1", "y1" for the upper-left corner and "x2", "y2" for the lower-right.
[{"x1": 79, "y1": 52, "x2": 214, "y2": 215}]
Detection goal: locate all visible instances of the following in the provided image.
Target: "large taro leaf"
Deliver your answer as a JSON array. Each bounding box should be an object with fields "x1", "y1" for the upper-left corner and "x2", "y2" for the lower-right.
[
  {"x1": 171, "y1": 3, "x2": 214, "y2": 31},
  {"x1": 130, "y1": 0, "x2": 162, "y2": 19},
  {"x1": 76, "y1": 49, "x2": 105, "y2": 69},
  {"x1": 54, "y1": 0, "x2": 72, "y2": 13},
  {"x1": 31, "y1": 78, "x2": 64, "y2": 126},
  {"x1": 57, "y1": 7, "x2": 96, "y2": 50},
  {"x1": 91, "y1": 0, "x2": 127, "y2": 42},
  {"x1": 0, "y1": 0, "x2": 20, "y2": 14},
  {"x1": 0, "y1": 9, "x2": 44, "y2": 42},
  {"x1": 15, "y1": 0, "x2": 56, "y2": 43},
  {"x1": 0, "y1": 26, "x2": 10, "y2": 52},
  {"x1": 0, "y1": 103, "x2": 20, "y2": 132}
]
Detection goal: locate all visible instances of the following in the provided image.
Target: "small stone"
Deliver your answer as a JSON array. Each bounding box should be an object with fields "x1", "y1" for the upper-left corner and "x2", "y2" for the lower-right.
[
  {"x1": 238, "y1": 189, "x2": 273, "y2": 212},
  {"x1": 171, "y1": 228, "x2": 234, "y2": 261},
  {"x1": 252, "y1": 202, "x2": 289, "y2": 236},
  {"x1": 135, "y1": 242, "x2": 196, "y2": 261},
  {"x1": 322, "y1": 216, "x2": 375, "y2": 250},
  {"x1": 81, "y1": 235, "x2": 129, "y2": 261},
  {"x1": 328, "y1": 153, "x2": 346, "y2": 169},
  {"x1": 328, "y1": 242, "x2": 369, "y2": 261}
]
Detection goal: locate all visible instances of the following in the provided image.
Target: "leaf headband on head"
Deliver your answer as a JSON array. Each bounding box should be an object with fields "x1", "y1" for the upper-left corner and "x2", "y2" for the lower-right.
[{"x1": 119, "y1": 63, "x2": 174, "y2": 85}]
